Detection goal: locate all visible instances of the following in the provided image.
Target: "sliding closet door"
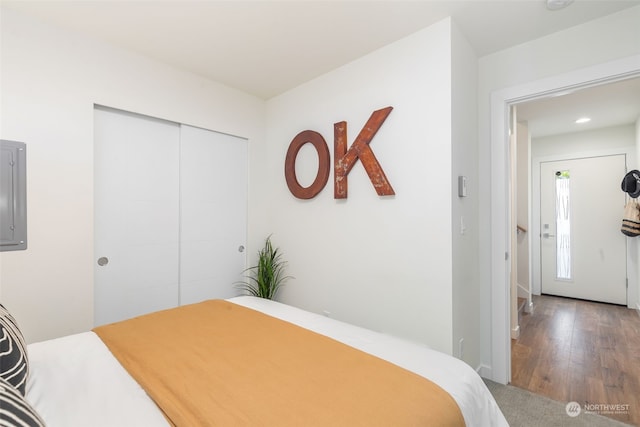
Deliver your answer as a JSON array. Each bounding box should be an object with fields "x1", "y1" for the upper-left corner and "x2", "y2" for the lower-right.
[
  {"x1": 179, "y1": 125, "x2": 247, "y2": 303},
  {"x1": 95, "y1": 108, "x2": 248, "y2": 326},
  {"x1": 94, "y1": 107, "x2": 181, "y2": 326}
]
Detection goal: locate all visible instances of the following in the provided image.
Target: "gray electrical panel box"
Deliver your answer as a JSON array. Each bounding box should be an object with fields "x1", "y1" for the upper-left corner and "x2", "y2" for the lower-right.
[{"x1": 1, "y1": 140, "x2": 27, "y2": 251}]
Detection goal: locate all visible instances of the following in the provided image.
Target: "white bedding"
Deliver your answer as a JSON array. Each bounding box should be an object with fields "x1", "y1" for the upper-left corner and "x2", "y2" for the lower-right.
[{"x1": 26, "y1": 296, "x2": 507, "y2": 426}]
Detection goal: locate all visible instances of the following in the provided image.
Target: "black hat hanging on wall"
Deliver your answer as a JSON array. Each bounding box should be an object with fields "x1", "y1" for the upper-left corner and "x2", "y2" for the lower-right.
[{"x1": 621, "y1": 170, "x2": 640, "y2": 198}]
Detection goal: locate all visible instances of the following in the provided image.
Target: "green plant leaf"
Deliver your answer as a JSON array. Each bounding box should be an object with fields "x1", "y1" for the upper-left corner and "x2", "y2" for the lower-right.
[{"x1": 234, "y1": 235, "x2": 293, "y2": 300}]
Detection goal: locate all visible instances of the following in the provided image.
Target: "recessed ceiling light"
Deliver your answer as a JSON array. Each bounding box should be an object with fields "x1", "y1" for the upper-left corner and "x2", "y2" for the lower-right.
[
  {"x1": 546, "y1": 0, "x2": 574, "y2": 11},
  {"x1": 575, "y1": 117, "x2": 591, "y2": 124}
]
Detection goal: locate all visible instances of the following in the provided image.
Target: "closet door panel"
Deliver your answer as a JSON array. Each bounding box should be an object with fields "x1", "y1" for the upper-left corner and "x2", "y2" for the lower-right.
[
  {"x1": 94, "y1": 107, "x2": 180, "y2": 326},
  {"x1": 179, "y1": 125, "x2": 247, "y2": 303}
]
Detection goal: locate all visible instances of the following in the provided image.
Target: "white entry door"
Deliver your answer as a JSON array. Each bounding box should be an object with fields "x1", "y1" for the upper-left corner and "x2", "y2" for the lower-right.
[
  {"x1": 94, "y1": 107, "x2": 247, "y2": 326},
  {"x1": 540, "y1": 155, "x2": 627, "y2": 305}
]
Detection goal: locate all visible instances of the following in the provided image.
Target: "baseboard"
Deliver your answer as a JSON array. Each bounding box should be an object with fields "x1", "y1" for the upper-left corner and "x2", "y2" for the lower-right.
[
  {"x1": 477, "y1": 364, "x2": 492, "y2": 379},
  {"x1": 517, "y1": 283, "x2": 529, "y2": 299},
  {"x1": 478, "y1": 364, "x2": 509, "y2": 385},
  {"x1": 511, "y1": 325, "x2": 520, "y2": 339},
  {"x1": 517, "y1": 284, "x2": 534, "y2": 313},
  {"x1": 636, "y1": 302, "x2": 640, "y2": 317},
  {"x1": 526, "y1": 300, "x2": 534, "y2": 314}
]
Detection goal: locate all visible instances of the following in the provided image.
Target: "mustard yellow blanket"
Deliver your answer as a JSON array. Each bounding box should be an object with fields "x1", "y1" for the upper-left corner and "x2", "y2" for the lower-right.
[{"x1": 94, "y1": 300, "x2": 465, "y2": 427}]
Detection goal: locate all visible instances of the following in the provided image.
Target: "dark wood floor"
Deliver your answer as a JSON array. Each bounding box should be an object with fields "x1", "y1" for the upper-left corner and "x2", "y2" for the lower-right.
[{"x1": 511, "y1": 294, "x2": 640, "y2": 426}]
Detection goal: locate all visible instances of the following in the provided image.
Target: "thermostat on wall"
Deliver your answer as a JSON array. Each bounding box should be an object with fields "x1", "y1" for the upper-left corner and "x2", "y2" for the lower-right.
[{"x1": 458, "y1": 175, "x2": 467, "y2": 197}]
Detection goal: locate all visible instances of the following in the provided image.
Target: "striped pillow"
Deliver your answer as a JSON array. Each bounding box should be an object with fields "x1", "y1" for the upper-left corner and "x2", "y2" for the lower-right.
[
  {"x1": 0, "y1": 304, "x2": 28, "y2": 396},
  {"x1": 0, "y1": 376, "x2": 45, "y2": 427}
]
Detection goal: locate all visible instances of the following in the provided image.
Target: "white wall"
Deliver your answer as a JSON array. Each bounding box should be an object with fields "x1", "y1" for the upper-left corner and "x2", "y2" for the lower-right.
[
  {"x1": 478, "y1": 6, "x2": 640, "y2": 377},
  {"x1": 532, "y1": 125, "x2": 637, "y2": 158},
  {"x1": 265, "y1": 19, "x2": 455, "y2": 354},
  {"x1": 1, "y1": 8, "x2": 480, "y2": 360},
  {"x1": 451, "y1": 22, "x2": 480, "y2": 368},
  {"x1": 0, "y1": 8, "x2": 267, "y2": 343}
]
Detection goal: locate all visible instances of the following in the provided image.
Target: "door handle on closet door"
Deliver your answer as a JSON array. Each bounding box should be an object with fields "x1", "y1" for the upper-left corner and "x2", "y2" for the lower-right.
[
  {"x1": 542, "y1": 233, "x2": 555, "y2": 238},
  {"x1": 97, "y1": 257, "x2": 109, "y2": 266}
]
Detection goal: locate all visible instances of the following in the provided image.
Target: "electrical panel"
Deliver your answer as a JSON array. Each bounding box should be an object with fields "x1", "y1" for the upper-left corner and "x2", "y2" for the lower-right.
[{"x1": 1, "y1": 140, "x2": 27, "y2": 251}]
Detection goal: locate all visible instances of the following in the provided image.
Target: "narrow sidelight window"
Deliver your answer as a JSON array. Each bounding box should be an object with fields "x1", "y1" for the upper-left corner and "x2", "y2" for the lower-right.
[{"x1": 555, "y1": 170, "x2": 571, "y2": 280}]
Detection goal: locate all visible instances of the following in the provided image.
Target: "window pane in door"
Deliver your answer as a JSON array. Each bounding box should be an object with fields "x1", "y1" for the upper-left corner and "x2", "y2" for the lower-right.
[{"x1": 555, "y1": 170, "x2": 571, "y2": 280}]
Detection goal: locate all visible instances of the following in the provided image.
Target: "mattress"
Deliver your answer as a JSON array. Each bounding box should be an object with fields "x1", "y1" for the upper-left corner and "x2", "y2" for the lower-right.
[{"x1": 25, "y1": 296, "x2": 507, "y2": 426}]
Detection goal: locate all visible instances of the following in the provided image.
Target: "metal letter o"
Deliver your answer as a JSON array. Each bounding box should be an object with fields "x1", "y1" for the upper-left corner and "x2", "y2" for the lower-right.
[{"x1": 284, "y1": 130, "x2": 330, "y2": 199}]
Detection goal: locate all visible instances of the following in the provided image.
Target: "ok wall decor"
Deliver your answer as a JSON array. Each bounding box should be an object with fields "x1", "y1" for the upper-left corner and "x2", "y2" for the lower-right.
[{"x1": 284, "y1": 106, "x2": 395, "y2": 199}]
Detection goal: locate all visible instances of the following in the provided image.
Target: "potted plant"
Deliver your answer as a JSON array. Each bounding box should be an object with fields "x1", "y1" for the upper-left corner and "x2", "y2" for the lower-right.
[{"x1": 235, "y1": 235, "x2": 292, "y2": 300}]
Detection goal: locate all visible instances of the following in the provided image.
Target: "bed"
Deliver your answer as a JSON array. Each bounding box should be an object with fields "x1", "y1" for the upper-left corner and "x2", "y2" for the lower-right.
[{"x1": 4, "y1": 297, "x2": 507, "y2": 426}]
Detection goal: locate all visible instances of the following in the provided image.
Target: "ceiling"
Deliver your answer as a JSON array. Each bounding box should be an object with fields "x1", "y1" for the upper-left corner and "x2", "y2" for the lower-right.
[
  {"x1": 2, "y1": 0, "x2": 639, "y2": 138},
  {"x1": 516, "y1": 76, "x2": 640, "y2": 138},
  {"x1": 2, "y1": 0, "x2": 639, "y2": 100}
]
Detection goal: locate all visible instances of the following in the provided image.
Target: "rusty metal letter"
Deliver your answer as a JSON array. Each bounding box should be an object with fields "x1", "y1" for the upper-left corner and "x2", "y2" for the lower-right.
[
  {"x1": 334, "y1": 106, "x2": 395, "y2": 199},
  {"x1": 284, "y1": 130, "x2": 331, "y2": 199}
]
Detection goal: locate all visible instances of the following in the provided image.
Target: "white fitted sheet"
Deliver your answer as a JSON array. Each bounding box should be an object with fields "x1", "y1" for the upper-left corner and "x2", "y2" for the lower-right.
[
  {"x1": 26, "y1": 296, "x2": 507, "y2": 426},
  {"x1": 26, "y1": 331, "x2": 170, "y2": 427}
]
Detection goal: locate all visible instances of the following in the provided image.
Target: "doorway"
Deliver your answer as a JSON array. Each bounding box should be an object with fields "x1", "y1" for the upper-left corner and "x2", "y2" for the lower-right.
[
  {"x1": 506, "y1": 78, "x2": 639, "y2": 422},
  {"x1": 489, "y1": 58, "x2": 640, "y2": 385}
]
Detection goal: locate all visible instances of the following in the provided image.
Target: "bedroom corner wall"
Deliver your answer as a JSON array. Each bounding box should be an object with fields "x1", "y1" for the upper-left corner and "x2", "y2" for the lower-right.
[
  {"x1": 478, "y1": 6, "x2": 640, "y2": 375},
  {"x1": 0, "y1": 7, "x2": 267, "y2": 343},
  {"x1": 451, "y1": 22, "x2": 480, "y2": 369},
  {"x1": 264, "y1": 19, "x2": 455, "y2": 354}
]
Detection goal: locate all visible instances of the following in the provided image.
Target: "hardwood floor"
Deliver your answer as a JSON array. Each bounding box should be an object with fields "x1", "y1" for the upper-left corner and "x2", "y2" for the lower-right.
[{"x1": 511, "y1": 294, "x2": 640, "y2": 426}]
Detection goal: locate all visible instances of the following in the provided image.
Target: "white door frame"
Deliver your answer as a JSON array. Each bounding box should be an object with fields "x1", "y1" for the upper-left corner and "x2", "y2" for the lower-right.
[{"x1": 489, "y1": 54, "x2": 640, "y2": 384}]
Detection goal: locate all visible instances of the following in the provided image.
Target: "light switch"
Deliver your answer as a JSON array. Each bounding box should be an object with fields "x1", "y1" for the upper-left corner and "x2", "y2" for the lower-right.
[{"x1": 458, "y1": 176, "x2": 467, "y2": 197}]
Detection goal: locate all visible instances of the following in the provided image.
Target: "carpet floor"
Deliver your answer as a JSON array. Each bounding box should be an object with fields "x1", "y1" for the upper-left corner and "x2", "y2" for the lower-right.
[{"x1": 484, "y1": 379, "x2": 634, "y2": 427}]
